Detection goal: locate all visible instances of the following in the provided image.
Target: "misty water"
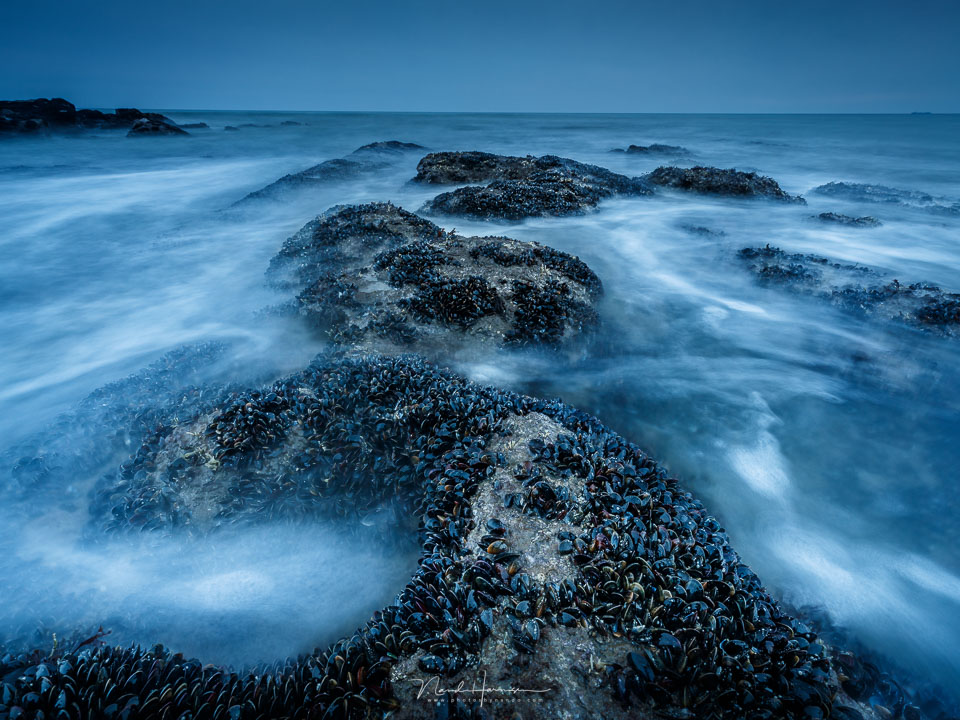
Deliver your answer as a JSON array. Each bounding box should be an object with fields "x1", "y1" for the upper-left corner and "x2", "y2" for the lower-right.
[{"x1": 1, "y1": 113, "x2": 958, "y2": 694}]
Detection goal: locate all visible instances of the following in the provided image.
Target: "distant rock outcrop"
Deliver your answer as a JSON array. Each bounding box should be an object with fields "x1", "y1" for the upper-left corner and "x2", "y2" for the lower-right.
[
  {"x1": 0, "y1": 98, "x2": 180, "y2": 135},
  {"x1": 816, "y1": 212, "x2": 881, "y2": 227},
  {"x1": 127, "y1": 117, "x2": 189, "y2": 137},
  {"x1": 811, "y1": 181, "x2": 959, "y2": 216},
  {"x1": 414, "y1": 151, "x2": 652, "y2": 220},
  {"x1": 236, "y1": 141, "x2": 425, "y2": 204},
  {"x1": 612, "y1": 143, "x2": 690, "y2": 155},
  {"x1": 646, "y1": 166, "x2": 804, "y2": 202}
]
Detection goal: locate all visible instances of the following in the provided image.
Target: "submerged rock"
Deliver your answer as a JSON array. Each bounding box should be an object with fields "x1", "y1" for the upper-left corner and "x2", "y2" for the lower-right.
[
  {"x1": 739, "y1": 245, "x2": 960, "y2": 334},
  {"x1": 126, "y1": 117, "x2": 189, "y2": 137},
  {"x1": 179, "y1": 122, "x2": 210, "y2": 129},
  {"x1": 0, "y1": 97, "x2": 179, "y2": 135},
  {"x1": 266, "y1": 202, "x2": 602, "y2": 356},
  {"x1": 413, "y1": 151, "x2": 652, "y2": 220},
  {"x1": 816, "y1": 212, "x2": 882, "y2": 227},
  {"x1": 65, "y1": 352, "x2": 865, "y2": 719},
  {"x1": 645, "y1": 165, "x2": 805, "y2": 202},
  {"x1": 237, "y1": 141, "x2": 425, "y2": 204},
  {"x1": 612, "y1": 143, "x2": 690, "y2": 155},
  {"x1": 812, "y1": 181, "x2": 960, "y2": 216}
]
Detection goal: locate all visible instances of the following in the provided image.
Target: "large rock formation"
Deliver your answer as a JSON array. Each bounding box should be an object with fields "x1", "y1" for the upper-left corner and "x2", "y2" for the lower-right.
[
  {"x1": 40, "y1": 353, "x2": 867, "y2": 720},
  {"x1": 645, "y1": 166, "x2": 805, "y2": 202},
  {"x1": 0, "y1": 98, "x2": 180, "y2": 135},
  {"x1": 236, "y1": 141, "x2": 425, "y2": 204},
  {"x1": 739, "y1": 245, "x2": 960, "y2": 334},
  {"x1": 413, "y1": 151, "x2": 652, "y2": 220},
  {"x1": 266, "y1": 203, "x2": 602, "y2": 357}
]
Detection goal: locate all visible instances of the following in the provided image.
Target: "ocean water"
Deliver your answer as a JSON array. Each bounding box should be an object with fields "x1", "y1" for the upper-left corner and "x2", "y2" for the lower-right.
[{"x1": 1, "y1": 113, "x2": 958, "y2": 690}]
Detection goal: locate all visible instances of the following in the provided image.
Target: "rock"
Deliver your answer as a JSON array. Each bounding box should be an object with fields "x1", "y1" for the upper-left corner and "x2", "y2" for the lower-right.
[
  {"x1": 126, "y1": 117, "x2": 189, "y2": 137},
  {"x1": 179, "y1": 122, "x2": 209, "y2": 129},
  {"x1": 612, "y1": 143, "x2": 690, "y2": 155},
  {"x1": 413, "y1": 151, "x2": 652, "y2": 220},
  {"x1": 236, "y1": 140, "x2": 425, "y2": 204},
  {"x1": 224, "y1": 125, "x2": 239, "y2": 131},
  {"x1": 266, "y1": 202, "x2": 602, "y2": 357},
  {"x1": 739, "y1": 245, "x2": 960, "y2": 334},
  {"x1": 646, "y1": 165, "x2": 805, "y2": 202},
  {"x1": 71, "y1": 352, "x2": 855, "y2": 720},
  {"x1": 280, "y1": 120, "x2": 303, "y2": 126},
  {"x1": 816, "y1": 212, "x2": 881, "y2": 227},
  {"x1": 645, "y1": 165, "x2": 804, "y2": 202},
  {"x1": 0, "y1": 97, "x2": 178, "y2": 134},
  {"x1": 811, "y1": 182, "x2": 959, "y2": 216}
]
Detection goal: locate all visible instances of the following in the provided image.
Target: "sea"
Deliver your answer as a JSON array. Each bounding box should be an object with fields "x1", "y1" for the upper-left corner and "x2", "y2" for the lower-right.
[{"x1": 0, "y1": 112, "x2": 958, "y2": 697}]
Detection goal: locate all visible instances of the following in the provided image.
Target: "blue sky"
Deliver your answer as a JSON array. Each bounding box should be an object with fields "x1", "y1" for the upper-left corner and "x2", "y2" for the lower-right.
[{"x1": 1, "y1": 0, "x2": 957, "y2": 112}]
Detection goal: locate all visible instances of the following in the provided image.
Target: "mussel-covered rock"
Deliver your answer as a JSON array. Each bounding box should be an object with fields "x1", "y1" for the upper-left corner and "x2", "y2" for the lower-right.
[
  {"x1": 237, "y1": 141, "x2": 425, "y2": 203},
  {"x1": 645, "y1": 165, "x2": 805, "y2": 202},
  {"x1": 38, "y1": 353, "x2": 881, "y2": 719},
  {"x1": 413, "y1": 151, "x2": 652, "y2": 220},
  {"x1": 739, "y1": 245, "x2": 960, "y2": 334},
  {"x1": 265, "y1": 202, "x2": 602, "y2": 356},
  {"x1": 816, "y1": 212, "x2": 882, "y2": 227},
  {"x1": 126, "y1": 117, "x2": 189, "y2": 137},
  {"x1": 0, "y1": 97, "x2": 179, "y2": 134}
]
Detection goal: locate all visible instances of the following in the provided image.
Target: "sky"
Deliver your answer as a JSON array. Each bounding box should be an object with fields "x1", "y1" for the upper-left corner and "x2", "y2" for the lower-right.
[{"x1": 1, "y1": 0, "x2": 957, "y2": 113}]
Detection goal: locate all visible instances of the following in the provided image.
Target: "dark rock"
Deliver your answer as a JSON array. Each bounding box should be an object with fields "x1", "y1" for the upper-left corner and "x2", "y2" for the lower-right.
[
  {"x1": 224, "y1": 125, "x2": 239, "y2": 131},
  {"x1": 646, "y1": 165, "x2": 804, "y2": 202},
  {"x1": 280, "y1": 120, "x2": 303, "y2": 126},
  {"x1": 179, "y1": 122, "x2": 209, "y2": 129},
  {"x1": 126, "y1": 117, "x2": 189, "y2": 137},
  {"x1": 236, "y1": 140, "x2": 425, "y2": 204},
  {"x1": 811, "y1": 182, "x2": 959, "y2": 216},
  {"x1": 0, "y1": 97, "x2": 178, "y2": 135},
  {"x1": 816, "y1": 212, "x2": 881, "y2": 227},
  {"x1": 612, "y1": 143, "x2": 690, "y2": 155},
  {"x1": 48, "y1": 352, "x2": 871, "y2": 719},
  {"x1": 413, "y1": 151, "x2": 652, "y2": 220},
  {"x1": 266, "y1": 202, "x2": 602, "y2": 356},
  {"x1": 739, "y1": 245, "x2": 960, "y2": 334}
]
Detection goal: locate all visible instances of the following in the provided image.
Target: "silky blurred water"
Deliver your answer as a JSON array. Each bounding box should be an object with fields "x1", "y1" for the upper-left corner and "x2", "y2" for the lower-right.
[{"x1": 1, "y1": 113, "x2": 958, "y2": 684}]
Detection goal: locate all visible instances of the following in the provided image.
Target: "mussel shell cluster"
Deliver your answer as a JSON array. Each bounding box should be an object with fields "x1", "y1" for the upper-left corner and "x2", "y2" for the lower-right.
[{"x1": 3, "y1": 354, "x2": 860, "y2": 720}]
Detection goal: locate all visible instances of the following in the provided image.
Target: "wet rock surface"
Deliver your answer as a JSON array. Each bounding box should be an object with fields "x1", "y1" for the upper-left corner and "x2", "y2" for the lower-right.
[
  {"x1": 237, "y1": 141, "x2": 425, "y2": 204},
  {"x1": 0, "y1": 98, "x2": 179, "y2": 135},
  {"x1": 266, "y1": 202, "x2": 602, "y2": 356},
  {"x1": 812, "y1": 182, "x2": 960, "y2": 216},
  {"x1": 739, "y1": 245, "x2": 960, "y2": 334},
  {"x1": 612, "y1": 143, "x2": 690, "y2": 156},
  {"x1": 5, "y1": 353, "x2": 880, "y2": 719},
  {"x1": 816, "y1": 212, "x2": 882, "y2": 227},
  {"x1": 126, "y1": 117, "x2": 189, "y2": 137},
  {"x1": 645, "y1": 166, "x2": 805, "y2": 202},
  {"x1": 413, "y1": 151, "x2": 652, "y2": 220}
]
